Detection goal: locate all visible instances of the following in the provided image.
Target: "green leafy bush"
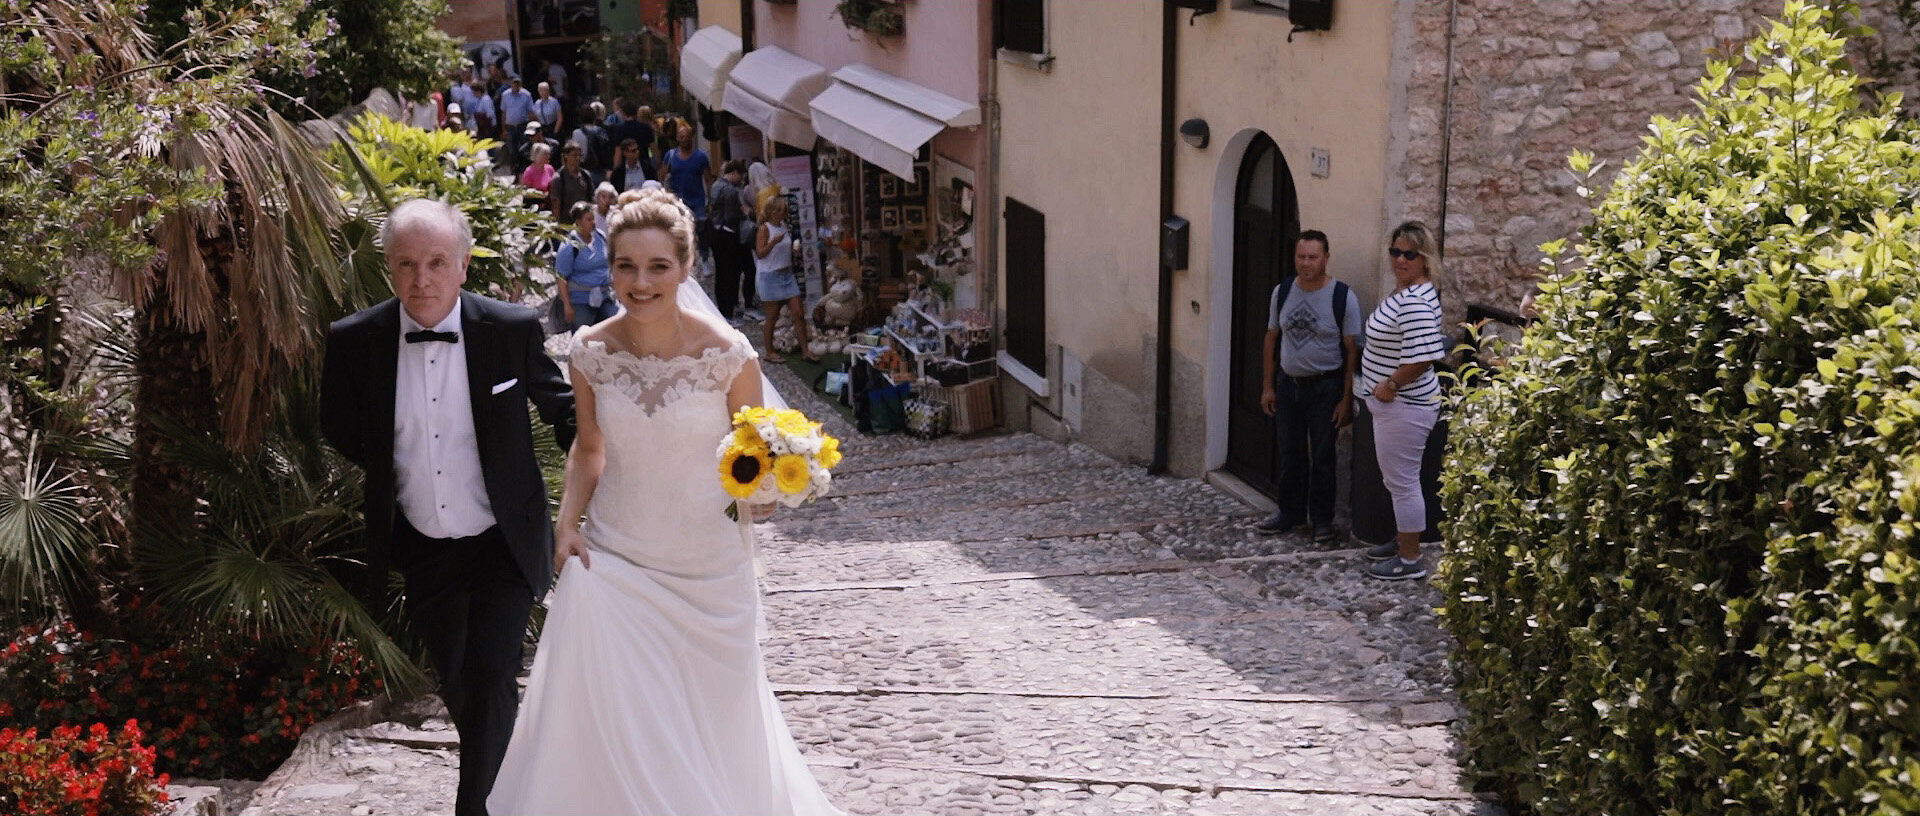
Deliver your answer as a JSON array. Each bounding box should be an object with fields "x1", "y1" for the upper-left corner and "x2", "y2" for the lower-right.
[
  {"x1": 328, "y1": 113, "x2": 558, "y2": 299},
  {"x1": 1440, "y1": 3, "x2": 1920, "y2": 813}
]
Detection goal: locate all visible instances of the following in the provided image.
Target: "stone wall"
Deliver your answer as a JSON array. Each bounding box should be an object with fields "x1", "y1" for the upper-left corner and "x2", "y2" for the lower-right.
[{"x1": 1399, "y1": 0, "x2": 1920, "y2": 324}]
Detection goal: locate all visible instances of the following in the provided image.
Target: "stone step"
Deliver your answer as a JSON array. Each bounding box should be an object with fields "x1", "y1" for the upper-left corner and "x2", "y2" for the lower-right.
[
  {"x1": 811, "y1": 762, "x2": 1499, "y2": 815},
  {"x1": 760, "y1": 569, "x2": 1451, "y2": 700},
  {"x1": 816, "y1": 445, "x2": 1127, "y2": 501},
  {"x1": 758, "y1": 532, "x2": 1178, "y2": 588},
  {"x1": 765, "y1": 484, "x2": 1251, "y2": 544},
  {"x1": 783, "y1": 692, "x2": 1473, "y2": 801},
  {"x1": 831, "y1": 433, "x2": 1072, "y2": 475}
]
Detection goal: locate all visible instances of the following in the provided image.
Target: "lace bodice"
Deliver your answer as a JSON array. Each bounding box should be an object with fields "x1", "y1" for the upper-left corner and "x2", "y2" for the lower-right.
[
  {"x1": 569, "y1": 335, "x2": 757, "y2": 417},
  {"x1": 568, "y1": 333, "x2": 758, "y2": 573}
]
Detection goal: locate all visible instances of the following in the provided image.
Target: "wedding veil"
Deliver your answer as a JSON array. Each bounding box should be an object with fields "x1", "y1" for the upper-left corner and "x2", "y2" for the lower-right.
[{"x1": 677, "y1": 276, "x2": 789, "y2": 411}]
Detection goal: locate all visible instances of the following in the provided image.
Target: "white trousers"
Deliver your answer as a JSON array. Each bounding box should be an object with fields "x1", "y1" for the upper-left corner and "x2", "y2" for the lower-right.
[{"x1": 1366, "y1": 395, "x2": 1439, "y2": 535}]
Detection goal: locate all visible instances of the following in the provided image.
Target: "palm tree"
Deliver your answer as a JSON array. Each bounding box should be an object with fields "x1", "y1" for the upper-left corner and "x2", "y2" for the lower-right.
[{"x1": 3, "y1": 0, "x2": 423, "y2": 690}]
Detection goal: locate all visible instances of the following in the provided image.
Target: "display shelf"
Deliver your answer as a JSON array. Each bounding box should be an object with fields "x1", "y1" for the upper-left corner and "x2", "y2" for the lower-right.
[{"x1": 907, "y1": 300, "x2": 961, "y2": 331}]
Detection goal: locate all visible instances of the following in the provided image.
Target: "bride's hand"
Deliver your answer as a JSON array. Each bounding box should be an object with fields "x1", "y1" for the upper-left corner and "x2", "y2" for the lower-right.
[
  {"x1": 749, "y1": 502, "x2": 777, "y2": 522},
  {"x1": 555, "y1": 526, "x2": 592, "y2": 573}
]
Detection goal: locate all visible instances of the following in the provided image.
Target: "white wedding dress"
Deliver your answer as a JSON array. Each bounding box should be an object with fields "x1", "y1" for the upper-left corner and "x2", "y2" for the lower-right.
[{"x1": 487, "y1": 328, "x2": 842, "y2": 816}]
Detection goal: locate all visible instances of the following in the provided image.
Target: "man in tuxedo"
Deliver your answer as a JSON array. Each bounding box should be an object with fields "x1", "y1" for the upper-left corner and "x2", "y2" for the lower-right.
[{"x1": 319, "y1": 198, "x2": 574, "y2": 816}]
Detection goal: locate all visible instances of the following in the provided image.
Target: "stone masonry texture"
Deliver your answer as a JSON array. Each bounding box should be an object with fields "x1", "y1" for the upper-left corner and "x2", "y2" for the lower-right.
[{"x1": 1400, "y1": 0, "x2": 1920, "y2": 325}]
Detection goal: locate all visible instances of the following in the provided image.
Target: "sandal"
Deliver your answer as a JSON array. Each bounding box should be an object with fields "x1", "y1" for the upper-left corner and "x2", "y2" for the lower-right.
[
  {"x1": 803, "y1": 352, "x2": 823, "y2": 362},
  {"x1": 763, "y1": 352, "x2": 787, "y2": 364}
]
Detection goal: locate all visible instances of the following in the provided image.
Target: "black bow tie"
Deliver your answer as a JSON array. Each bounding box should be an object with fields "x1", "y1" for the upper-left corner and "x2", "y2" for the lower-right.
[{"x1": 405, "y1": 330, "x2": 459, "y2": 344}]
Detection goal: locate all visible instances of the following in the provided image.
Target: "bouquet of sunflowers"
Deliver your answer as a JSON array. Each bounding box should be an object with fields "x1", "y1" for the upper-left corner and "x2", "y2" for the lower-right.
[{"x1": 717, "y1": 406, "x2": 842, "y2": 519}]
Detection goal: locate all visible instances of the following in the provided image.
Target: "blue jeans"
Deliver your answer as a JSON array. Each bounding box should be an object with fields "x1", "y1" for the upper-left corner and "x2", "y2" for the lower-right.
[
  {"x1": 1273, "y1": 371, "x2": 1344, "y2": 527},
  {"x1": 567, "y1": 297, "x2": 619, "y2": 332}
]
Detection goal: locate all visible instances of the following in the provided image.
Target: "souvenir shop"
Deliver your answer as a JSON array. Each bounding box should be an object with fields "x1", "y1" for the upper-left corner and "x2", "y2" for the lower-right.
[{"x1": 702, "y1": 42, "x2": 998, "y2": 437}]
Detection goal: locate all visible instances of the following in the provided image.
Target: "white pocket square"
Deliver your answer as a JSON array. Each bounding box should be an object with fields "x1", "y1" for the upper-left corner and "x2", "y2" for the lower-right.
[{"x1": 491, "y1": 378, "x2": 518, "y2": 395}]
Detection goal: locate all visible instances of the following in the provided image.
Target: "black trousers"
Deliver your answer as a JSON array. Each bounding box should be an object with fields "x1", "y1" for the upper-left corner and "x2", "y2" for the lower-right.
[
  {"x1": 710, "y1": 231, "x2": 751, "y2": 318},
  {"x1": 1273, "y1": 371, "x2": 1344, "y2": 527},
  {"x1": 393, "y1": 515, "x2": 534, "y2": 816}
]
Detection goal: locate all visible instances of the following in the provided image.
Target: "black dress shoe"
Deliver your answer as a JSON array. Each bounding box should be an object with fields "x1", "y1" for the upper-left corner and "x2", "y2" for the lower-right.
[{"x1": 1254, "y1": 513, "x2": 1305, "y2": 534}]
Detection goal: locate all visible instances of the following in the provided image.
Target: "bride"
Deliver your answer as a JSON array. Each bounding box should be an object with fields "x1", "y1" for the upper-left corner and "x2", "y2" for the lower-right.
[{"x1": 487, "y1": 188, "x2": 842, "y2": 815}]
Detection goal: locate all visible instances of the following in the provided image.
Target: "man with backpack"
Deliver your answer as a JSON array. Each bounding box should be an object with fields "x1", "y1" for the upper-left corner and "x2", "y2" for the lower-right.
[
  {"x1": 1256, "y1": 230, "x2": 1360, "y2": 544},
  {"x1": 572, "y1": 102, "x2": 613, "y2": 175}
]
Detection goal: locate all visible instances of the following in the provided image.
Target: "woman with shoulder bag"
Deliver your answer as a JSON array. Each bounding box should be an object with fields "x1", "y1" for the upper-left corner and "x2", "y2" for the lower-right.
[{"x1": 556, "y1": 201, "x2": 617, "y2": 332}]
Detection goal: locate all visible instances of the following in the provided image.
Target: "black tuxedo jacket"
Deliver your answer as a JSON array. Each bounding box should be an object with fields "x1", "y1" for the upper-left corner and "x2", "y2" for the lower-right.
[{"x1": 319, "y1": 292, "x2": 575, "y2": 598}]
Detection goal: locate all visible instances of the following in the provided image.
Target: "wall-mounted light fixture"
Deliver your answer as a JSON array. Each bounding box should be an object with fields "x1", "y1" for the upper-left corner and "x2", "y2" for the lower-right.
[{"x1": 1178, "y1": 118, "x2": 1209, "y2": 149}]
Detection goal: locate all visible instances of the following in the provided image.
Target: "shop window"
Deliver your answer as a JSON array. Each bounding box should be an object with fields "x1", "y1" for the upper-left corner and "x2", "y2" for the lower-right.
[
  {"x1": 1004, "y1": 198, "x2": 1046, "y2": 376},
  {"x1": 996, "y1": 0, "x2": 1050, "y2": 67}
]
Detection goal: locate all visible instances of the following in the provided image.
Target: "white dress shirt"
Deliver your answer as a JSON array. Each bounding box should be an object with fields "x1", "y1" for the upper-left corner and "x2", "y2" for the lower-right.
[{"x1": 394, "y1": 307, "x2": 495, "y2": 539}]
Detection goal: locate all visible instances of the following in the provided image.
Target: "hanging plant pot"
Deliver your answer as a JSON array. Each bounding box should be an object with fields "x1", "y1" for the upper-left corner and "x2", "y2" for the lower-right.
[{"x1": 834, "y1": 0, "x2": 905, "y2": 37}]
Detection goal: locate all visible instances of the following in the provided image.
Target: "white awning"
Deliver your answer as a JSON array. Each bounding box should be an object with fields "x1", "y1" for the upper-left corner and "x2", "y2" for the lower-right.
[
  {"x1": 809, "y1": 65, "x2": 980, "y2": 179},
  {"x1": 680, "y1": 26, "x2": 742, "y2": 109},
  {"x1": 720, "y1": 46, "x2": 830, "y2": 149}
]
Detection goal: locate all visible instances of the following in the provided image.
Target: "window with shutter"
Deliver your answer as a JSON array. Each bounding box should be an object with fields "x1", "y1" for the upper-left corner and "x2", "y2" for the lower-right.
[
  {"x1": 1004, "y1": 198, "x2": 1047, "y2": 376},
  {"x1": 996, "y1": 0, "x2": 1046, "y2": 57}
]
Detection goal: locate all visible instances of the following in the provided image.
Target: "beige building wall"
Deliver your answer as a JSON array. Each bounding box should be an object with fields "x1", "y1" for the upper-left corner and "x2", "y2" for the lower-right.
[
  {"x1": 994, "y1": 0, "x2": 1163, "y2": 463},
  {"x1": 995, "y1": 1, "x2": 1400, "y2": 476},
  {"x1": 695, "y1": 0, "x2": 742, "y2": 36},
  {"x1": 1169, "y1": 1, "x2": 1400, "y2": 475}
]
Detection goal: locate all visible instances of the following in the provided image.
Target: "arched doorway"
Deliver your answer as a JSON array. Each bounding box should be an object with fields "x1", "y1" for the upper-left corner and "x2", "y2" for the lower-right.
[{"x1": 1222, "y1": 133, "x2": 1299, "y2": 498}]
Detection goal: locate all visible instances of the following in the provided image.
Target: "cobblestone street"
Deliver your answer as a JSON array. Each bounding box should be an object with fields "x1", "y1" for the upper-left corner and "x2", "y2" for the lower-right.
[{"x1": 233, "y1": 363, "x2": 1498, "y2": 815}]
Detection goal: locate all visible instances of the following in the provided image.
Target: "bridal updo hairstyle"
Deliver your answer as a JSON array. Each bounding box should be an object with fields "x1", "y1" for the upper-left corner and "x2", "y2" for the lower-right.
[{"x1": 608, "y1": 187, "x2": 698, "y2": 268}]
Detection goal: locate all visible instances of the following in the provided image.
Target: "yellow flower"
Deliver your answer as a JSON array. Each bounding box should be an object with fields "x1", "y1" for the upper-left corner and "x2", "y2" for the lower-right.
[
  {"x1": 732, "y1": 425, "x2": 768, "y2": 453},
  {"x1": 732, "y1": 406, "x2": 774, "y2": 427},
  {"x1": 772, "y1": 454, "x2": 812, "y2": 495},
  {"x1": 817, "y1": 435, "x2": 842, "y2": 470},
  {"x1": 719, "y1": 447, "x2": 769, "y2": 498}
]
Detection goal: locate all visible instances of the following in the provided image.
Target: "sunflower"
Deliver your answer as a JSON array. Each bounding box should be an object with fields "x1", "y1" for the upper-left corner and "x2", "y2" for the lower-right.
[
  {"x1": 817, "y1": 435, "x2": 842, "y2": 470},
  {"x1": 719, "y1": 447, "x2": 770, "y2": 498},
  {"x1": 772, "y1": 454, "x2": 812, "y2": 495}
]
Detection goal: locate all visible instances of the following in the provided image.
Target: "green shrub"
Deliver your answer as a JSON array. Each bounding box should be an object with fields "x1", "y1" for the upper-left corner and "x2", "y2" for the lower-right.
[
  {"x1": 1439, "y1": 3, "x2": 1920, "y2": 813},
  {"x1": 327, "y1": 113, "x2": 559, "y2": 301}
]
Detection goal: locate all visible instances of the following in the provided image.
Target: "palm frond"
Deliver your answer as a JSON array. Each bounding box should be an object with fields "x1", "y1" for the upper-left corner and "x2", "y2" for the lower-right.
[
  {"x1": 0, "y1": 437, "x2": 94, "y2": 614},
  {"x1": 136, "y1": 82, "x2": 348, "y2": 449},
  {"x1": 309, "y1": 573, "x2": 428, "y2": 696}
]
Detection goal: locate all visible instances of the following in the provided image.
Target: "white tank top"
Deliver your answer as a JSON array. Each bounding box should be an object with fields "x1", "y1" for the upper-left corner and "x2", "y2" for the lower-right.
[{"x1": 756, "y1": 223, "x2": 792, "y2": 274}]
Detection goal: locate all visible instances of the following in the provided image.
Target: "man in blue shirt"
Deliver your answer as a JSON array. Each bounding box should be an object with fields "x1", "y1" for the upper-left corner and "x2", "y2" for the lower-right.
[
  {"x1": 661, "y1": 121, "x2": 711, "y2": 220},
  {"x1": 497, "y1": 77, "x2": 535, "y2": 173}
]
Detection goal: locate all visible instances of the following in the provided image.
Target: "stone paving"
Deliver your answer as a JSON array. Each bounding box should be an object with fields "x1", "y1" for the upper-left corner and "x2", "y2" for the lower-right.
[{"x1": 231, "y1": 360, "x2": 1501, "y2": 815}]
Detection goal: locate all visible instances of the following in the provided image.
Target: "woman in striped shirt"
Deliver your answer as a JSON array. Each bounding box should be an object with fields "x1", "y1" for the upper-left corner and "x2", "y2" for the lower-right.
[{"x1": 1358, "y1": 221, "x2": 1448, "y2": 580}]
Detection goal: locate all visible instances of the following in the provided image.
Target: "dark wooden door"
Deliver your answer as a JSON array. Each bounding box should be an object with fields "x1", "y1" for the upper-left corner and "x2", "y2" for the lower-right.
[
  {"x1": 1004, "y1": 198, "x2": 1046, "y2": 375},
  {"x1": 1223, "y1": 135, "x2": 1298, "y2": 497}
]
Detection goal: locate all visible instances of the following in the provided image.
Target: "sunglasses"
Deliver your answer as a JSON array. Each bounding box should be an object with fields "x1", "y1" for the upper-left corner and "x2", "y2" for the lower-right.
[{"x1": 1387, "y1": 248, "x2": 1422, "y2": 260}]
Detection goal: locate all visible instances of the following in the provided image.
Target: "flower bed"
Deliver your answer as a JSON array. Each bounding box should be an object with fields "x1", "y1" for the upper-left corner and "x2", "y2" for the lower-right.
[
  {"x1": 0, "y1": 720, "x2": 169, "y2": 816},
  {"x1": 0, "y1": 613, "x2": 383, "y2": 780}
]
